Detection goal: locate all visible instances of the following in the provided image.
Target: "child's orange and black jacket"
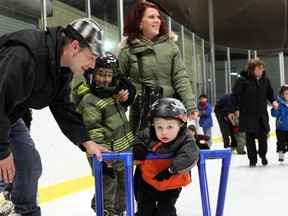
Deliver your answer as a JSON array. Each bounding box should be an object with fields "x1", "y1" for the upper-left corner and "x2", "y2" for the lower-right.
[{"x1": 133, "y1": 128, "x2": 200, "y2": 191}]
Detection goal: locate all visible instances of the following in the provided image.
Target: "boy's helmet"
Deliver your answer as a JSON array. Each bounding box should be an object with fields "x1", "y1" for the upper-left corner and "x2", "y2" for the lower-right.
[
  {"x1": 279, "y1": 85, "x2": 288, "y2": 96},
  {"x1": 84, "y1": 52, "x2": 118, "y2": 86},
  {"x1": 149, "y1": 98, "x2": 187, "y2": 123},
  {"x1": 84, "y1": 52, "x2": 119, "y2": 98}
]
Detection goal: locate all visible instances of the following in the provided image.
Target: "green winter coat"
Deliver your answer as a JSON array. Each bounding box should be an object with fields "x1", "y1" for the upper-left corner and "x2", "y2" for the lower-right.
[
  {"x1": 118, "y1": 33, "x2": 197, "y2": 112},
  {"x1": 72, "y1": 82, "x2": 133, "y2": 153},
  {"x1": 118, "y1": 33, "x2": 197, "y2": 133}
]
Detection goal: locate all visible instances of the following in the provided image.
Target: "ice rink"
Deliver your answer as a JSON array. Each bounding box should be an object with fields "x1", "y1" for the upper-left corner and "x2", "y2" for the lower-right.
[{"x1": 41, "y1": 136, "x2": 287, "y2": 216}]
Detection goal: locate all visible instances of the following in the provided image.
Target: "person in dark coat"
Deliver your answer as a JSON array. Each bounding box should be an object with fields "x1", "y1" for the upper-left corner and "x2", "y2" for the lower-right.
[
  {"x1": 0, "y1": 18, "x2": 115, "y2": 215},
  {"x1": 228, "y1": 59, "x2": 278, "y2": 167},
  {"x1": 214, "y1": 94, "x2": 237, "y2": 150}
]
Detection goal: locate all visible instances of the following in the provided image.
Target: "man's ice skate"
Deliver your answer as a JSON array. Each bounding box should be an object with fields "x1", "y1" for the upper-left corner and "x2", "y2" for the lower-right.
[
  {"x1": 279, "y1": 151, "x2": 284, "y2": 163},
  {"x1": 0, "y1": 200, "x2": 13, "y2": 216}
]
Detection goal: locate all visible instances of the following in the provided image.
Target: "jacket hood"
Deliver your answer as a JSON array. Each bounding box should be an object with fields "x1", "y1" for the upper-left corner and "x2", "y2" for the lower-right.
[
  {"x1": 72, "y1": 82, "x2": 90, "y2": 106},
  {"x1": 119, "y1": 32, "x2": 178, "y2": 49},
  {"x1": 277, "y1": 95, "x2": 286, "y2": 105}
]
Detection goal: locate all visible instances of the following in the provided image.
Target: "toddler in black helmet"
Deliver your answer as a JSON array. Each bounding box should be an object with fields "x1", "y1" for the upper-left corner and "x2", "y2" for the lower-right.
[{"x1": 132, "y1": 98, "x2": 200, "y2": 216}]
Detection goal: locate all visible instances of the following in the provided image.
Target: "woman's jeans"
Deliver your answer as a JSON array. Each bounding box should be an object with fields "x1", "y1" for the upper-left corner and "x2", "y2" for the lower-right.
[{"x1": 0, "y1": 119, "x2": 42, "y2": 215}]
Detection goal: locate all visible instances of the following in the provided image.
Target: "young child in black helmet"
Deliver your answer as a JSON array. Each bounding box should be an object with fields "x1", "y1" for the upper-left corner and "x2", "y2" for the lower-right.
[
  {"x1": 72, "y1": 52, "x2": 136, "y2": 216},
  {"x1": 271, "y1": 85, "x2": 288, "y2": 163},
  {"x1": 132, "y1": 98, "x2": 200, "y2": 216}
]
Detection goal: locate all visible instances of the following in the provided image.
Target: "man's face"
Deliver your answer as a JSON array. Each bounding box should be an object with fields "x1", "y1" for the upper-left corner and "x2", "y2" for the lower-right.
[
  {"x1": 94, "y1": 68, "x2": 113, "y2": 87},
  {"x1": 71, "y1": 47, "x2": 98, "y2": 74},
  {"x1": 64, "y1": 40, "x2": 98, "y2": 74}
]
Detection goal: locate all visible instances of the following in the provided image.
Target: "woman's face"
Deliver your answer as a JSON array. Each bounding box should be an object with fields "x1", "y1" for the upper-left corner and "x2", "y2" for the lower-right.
[
  {"x1": 140, "y1": 7, "x2": 161, "y2": 40},
  {"x1": 254, "y1": 64, "x2": 264, "y2": 78}
]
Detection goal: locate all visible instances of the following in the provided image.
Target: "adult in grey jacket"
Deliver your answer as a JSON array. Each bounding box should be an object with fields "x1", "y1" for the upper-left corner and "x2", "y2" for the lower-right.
[
  {"x1": 0, "y1": 18, "x2": 111, "y2": 215},
  {"x1": 228, "y1": 59, "x2": 278, "y2": 167},
  {"x1": 118, "y1": 1, "x2": 198, "y2": 135}
]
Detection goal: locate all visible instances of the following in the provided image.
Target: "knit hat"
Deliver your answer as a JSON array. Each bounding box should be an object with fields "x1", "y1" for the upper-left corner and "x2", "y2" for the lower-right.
[
  {"x1": 65, "y1": 18, "x2": 104, "y2": 56},
  {"x1": 199, "y1": 94, "x2": 208, "y2": 99}
]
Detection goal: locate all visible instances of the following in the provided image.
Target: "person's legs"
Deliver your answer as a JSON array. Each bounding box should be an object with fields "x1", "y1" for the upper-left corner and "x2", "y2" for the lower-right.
[
  {"x1": 257, "y1": 131, "x2": 268, "y2": 165},
  {"x1": 275, "y1": 129, "x2": 286, "y2": 152},
  {"x1": 215, "y1": 113, "x2": 230, "y2": 148},
  {"x1": 245, "y1": 132, "x2": 257, "y2": 166},
  {"x1": 114, "y1": 169, "x2": 126, "y2": 215},
  {"x1": 156, "y1": 188, "x2": 181, "y2": 216},
  {"x1": 235, "y1": 132, "x2": 246, "y2": 154},
  {"x1": 137, "y1": 176, "x2": 157, "y2": 216},
  {"x1": 228, "y1": 122, "x2": 238, "y2": 149},
  {"x1": 9, "y1": 119, "x2": 42, "y2": 215},
  {"x1": 203, "y1": 127, "x2": 212, "y2": 147},
  {"x1": 102, "y1": 175, "x2": 117, "y2": 215}
]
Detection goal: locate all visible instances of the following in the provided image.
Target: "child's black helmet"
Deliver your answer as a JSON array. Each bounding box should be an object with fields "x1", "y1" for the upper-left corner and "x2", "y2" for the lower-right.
[
  {"x1": 83, "y1": 52, "x2": 119, "y2": 98},
  {"x1": 84, "y1": 52, "x2": 118, "y2": 85},
  {"x1": 149, "y1": 98, "x2": 187, "y2": 123},
  {"x1": 279, "y1": 85, "x2": 288, "y2": 96}
]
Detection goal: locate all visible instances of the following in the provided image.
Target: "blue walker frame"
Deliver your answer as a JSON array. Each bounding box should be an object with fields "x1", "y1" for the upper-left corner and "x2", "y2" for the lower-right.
[{"x1": 93, "y1": 150, "x2": 231, "y2": 216}]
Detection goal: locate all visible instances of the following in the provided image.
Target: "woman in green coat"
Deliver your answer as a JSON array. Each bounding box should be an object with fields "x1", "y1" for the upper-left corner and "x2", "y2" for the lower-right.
[{"x1": 118, "y1": 1, "x2": 198, "y2": 135}]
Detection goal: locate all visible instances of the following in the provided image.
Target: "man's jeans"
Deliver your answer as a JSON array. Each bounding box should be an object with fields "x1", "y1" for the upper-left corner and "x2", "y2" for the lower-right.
[{"x1": 0, "y1": 119, "x2": 42, "y2": 215}]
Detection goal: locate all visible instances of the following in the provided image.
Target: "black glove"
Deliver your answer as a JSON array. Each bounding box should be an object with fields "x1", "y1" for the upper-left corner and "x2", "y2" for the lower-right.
[
  {"x1": 116, "y1": 74, "x2": 136, "y2": 107},
  {"x1": 132, "y1": 144, "x2": 150, "y2": 160},
  {"x1": 152, "y1": 168, "x2": 173, "y2": 182},
  {"x1": 102, "y1": 162, "x2": 116, "y2": 179}
]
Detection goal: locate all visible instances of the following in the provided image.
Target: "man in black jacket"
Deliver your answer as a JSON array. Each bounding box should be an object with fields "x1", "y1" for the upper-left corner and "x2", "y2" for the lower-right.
[{"x1": 0, "y1": 18, "x2": 116, "y2": 215}]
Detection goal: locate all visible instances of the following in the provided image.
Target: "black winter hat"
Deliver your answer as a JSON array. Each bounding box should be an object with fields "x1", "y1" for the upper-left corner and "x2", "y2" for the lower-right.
[{"x1": 199, "y1": 94, "x2": 208, "y2": 99}]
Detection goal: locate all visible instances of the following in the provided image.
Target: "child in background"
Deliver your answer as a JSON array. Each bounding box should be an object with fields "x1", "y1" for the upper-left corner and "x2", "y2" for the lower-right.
[
  {"x1": 271, "y1": 85, "x2": 288, "y2": 162},
  {"x1": 231, "y1": 110, "x2": 246, "y2": 154},
  {"x1": 197, "y1": 94, "x2": 213, "y2": 147},
  {"x1": 187, "y1": 124, "x2": 210, "y2": 149},
  {"x1": 132, "y1": 98, "x2": 200, "y2": 216},
  {"x1": 72, "y1": 53, "x2": 136, "y2": 216}
]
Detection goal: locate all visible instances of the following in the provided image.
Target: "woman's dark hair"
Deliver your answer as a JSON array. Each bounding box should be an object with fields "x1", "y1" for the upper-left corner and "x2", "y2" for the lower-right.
[{"x1": 123, "y1": 1, "x2": 168, "y2": 45}]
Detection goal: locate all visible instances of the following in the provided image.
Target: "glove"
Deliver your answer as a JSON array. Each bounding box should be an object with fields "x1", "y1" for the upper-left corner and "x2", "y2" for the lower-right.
[
  {"x1": 233, "y1": 126, "x2": 239, "y2": 133},
  {"x1": 133, "y1": 144, "x2": 150, "y2": 160},
  {"x1": 102, "y1": 162, "x2": 116, "y2": 179},
  {"x1": 152, "y1": 168, "x2": 173, "y2": 182}
]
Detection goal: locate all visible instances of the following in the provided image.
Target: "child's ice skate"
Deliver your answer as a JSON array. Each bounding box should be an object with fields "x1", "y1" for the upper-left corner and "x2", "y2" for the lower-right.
[{"x1": 279, "y1": 151, "x2": 284, "y2": 164}]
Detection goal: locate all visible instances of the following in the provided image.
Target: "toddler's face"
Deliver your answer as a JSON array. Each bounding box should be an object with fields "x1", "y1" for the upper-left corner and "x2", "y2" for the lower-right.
[
  {"x1": 153, "y1": 118, "x2": 183, "y2": 143},
  {"x1": 282, "y1": 90, "x2": 288, "y2": 102},
  {"x1": 200, "y1": 97, "x2": 207, "y2": 102},
  {"x1": 188, "y1": 129, "x2": 196, "y2": 136}
]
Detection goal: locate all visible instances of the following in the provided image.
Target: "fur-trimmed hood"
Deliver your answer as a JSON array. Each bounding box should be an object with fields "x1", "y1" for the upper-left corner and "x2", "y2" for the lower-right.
[{"x1": 118, "y1": 32, "x2": 178, "y2": 49}]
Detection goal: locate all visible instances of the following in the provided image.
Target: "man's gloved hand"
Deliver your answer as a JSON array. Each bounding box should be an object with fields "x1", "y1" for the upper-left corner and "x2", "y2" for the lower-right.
[
  {"x1": 132, "y1": 144, "x2": 150, "y2": 160},
  {"x1": 152, "y1": 168, "x2": 173, "y2": 182},
  {"x1": 102, "y1": 162, "x2": 116, "y2": 179}
]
